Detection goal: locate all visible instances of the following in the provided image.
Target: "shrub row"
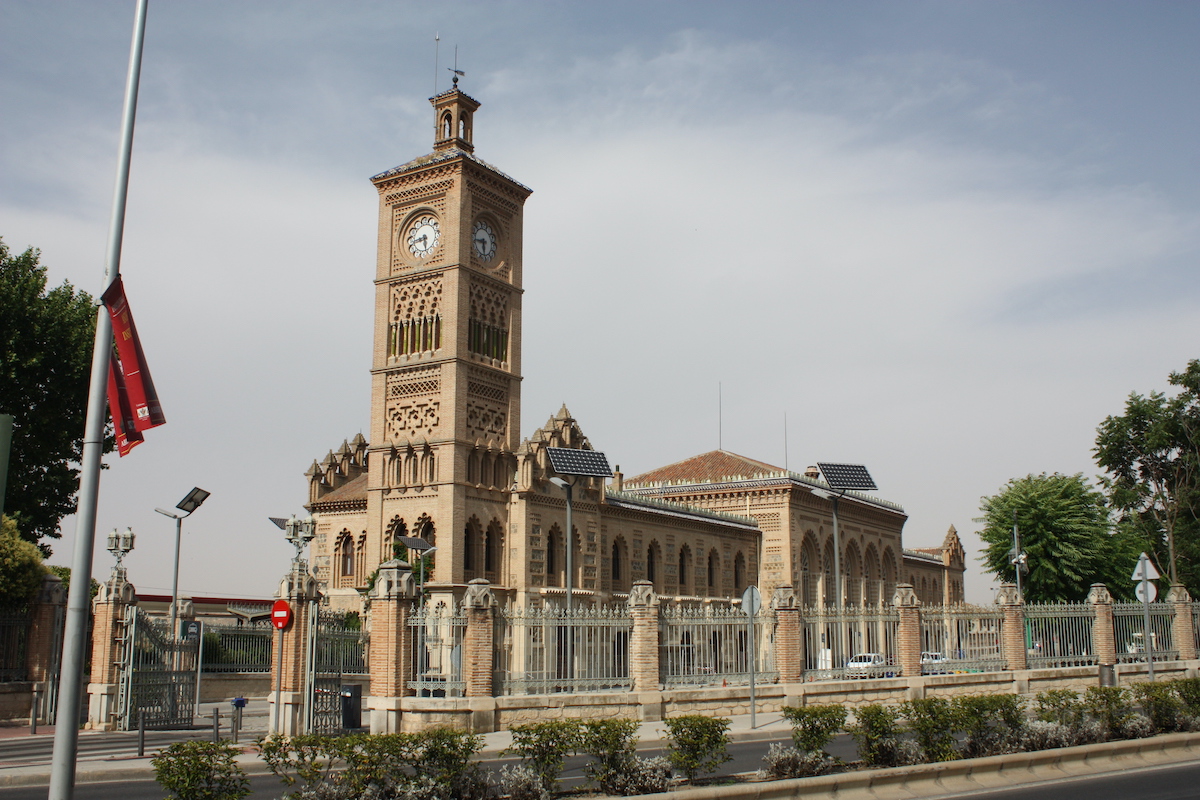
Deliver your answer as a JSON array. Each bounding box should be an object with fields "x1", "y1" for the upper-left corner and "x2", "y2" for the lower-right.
[{"x1": 153, "y1": 679, "x2": 1200, "y2": 800}]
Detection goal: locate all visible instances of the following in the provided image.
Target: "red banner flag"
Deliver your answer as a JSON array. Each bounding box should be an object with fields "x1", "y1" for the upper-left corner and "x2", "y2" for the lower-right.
[
  {"x1": 107, "y1": 349, "x2": 144, "y2": 456},
  {"x1": 101, "y1": 276, "x2": 165, "y2": 433}
]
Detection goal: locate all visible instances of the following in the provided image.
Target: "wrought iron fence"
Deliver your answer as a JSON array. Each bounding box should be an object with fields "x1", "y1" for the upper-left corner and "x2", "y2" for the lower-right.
[
  {"x1": 660, "y1": 605, "x2": 776, "y2": 687},
  {"x1": 0, "y1": 605, "x2": 31, "y2": 682},
  {"x1": 201, "y1": 621, "x2": 274, "y2": 672},
  {"x1": 1024, "y1": 603, "x2": 1096, "y2": 669},
  {"x1": 1113, "y1": 602, "x2": 1176, "y2": 663},
  {"x1": 920, "y1": 605, "x2": 1005, "y2": 674},
  {"x1": 409, "y1": 601, "x2": 466, "y2": 697},
  {"x1": 495, "y1": 604, "x2": 631, "y2": 695},
  {"x1": 801, "y1": 605, "x2": 900, "y2": 680}
]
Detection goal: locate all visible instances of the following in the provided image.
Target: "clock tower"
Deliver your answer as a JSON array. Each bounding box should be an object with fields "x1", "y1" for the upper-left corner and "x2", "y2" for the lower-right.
[{"x1": 365, "y1": 83, "x2": 531, "y2": 590}]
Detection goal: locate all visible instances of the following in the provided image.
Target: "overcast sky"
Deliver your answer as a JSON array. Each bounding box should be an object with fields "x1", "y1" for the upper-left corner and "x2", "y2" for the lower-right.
[{"x1": 4, "y1": 1, "x2": 1199, "y2": 604}]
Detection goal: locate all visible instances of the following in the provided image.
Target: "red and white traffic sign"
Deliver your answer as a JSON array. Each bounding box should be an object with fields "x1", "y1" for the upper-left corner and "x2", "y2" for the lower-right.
[{"x1": 271, "y1": 599, "x2": 293, "y2": 630}]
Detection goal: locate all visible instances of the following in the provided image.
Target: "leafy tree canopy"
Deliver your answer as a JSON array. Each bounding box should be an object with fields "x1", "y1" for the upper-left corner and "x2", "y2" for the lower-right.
[
  {"x1": 1095, "y1": 360, "x2": 1200, "y2": 593},
  {"x1": 976, "y1": 473, "x2": 1138, "y2": 603},
  {"x1": 0, "y1": 238, "x2": 109, "y2": 555},
  {"x1": 0, "y1": 514, "x2": 47, "y2": 606}
]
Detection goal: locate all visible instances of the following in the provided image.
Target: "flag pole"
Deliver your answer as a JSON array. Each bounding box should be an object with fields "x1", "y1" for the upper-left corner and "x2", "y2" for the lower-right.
[{"x1": 48, "y1": 1, "x2": 148, "y2": 797}]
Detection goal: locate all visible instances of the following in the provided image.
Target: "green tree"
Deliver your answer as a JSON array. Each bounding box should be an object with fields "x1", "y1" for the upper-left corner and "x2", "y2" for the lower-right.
[
  {"x1": 1094, "y1": 360, "x2": 1200, "y2": 592},
  {"x1": 0, "y1": 238, "x2": 108, "y2": 554},
  {"x1": 0, "y1": 514, "x2": 47, "y2": 606},
  {"x1": 976, "y1": 473, "x2": 1136, "y2": 602}
]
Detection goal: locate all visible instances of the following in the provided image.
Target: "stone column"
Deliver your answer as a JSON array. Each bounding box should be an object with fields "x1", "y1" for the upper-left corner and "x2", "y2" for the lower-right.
[
  {"x1": 893, "y1": 584, "x2": 921, "y2": 678},
  {"x1": 268, "y1": 568, "x2": 321, "y2": 736},
  {"x1": 1086, "y1": 583, "x2": 1117, "y2": 667},
  {"x1": 771, "y1": 587, "x2": 803, "y2": 684},
  {"x1": 25, "y1": 573, "x2": 65, "y2": 722},
  {"x1": 629, "y1": 581, "x2": 660, "y2": 693},
  {"x1": 365, "y1": 559, "x2": 417, "y2": 734},
  {"x1": 1168, "y1": 584, "x2": 1196, "y2": 661},
  {"x1": 997, "y1": 583, "x2": 1027, "y2": 671},
  {"x1": 86, "y1": 573, "x2": 136, "y2": 730}
]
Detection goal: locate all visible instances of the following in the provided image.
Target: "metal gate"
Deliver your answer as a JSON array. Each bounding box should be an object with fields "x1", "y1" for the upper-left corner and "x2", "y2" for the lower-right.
[
  {"x1": 304, "y1": 606, "x2": 367, "y2": 734},
  {"x1": 116, "y1": 607, "x2": 201, "y2": 730}
]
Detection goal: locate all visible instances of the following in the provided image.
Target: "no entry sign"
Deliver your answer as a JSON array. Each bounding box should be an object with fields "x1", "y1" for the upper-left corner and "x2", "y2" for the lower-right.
[{"x1": 271, "y1": 599, "x2": 293, "y2": 630}]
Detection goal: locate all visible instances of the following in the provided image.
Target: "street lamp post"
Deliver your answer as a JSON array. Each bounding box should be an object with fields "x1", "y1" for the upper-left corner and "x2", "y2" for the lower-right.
[
  {"x1": 155, "y1": 487, "x2": 210, "y2": 642},
  {"x1": 545, "y1": 447, "x2": 612, "y2": 683},
  {"x1": 813, "y1": 463, "x2": 878, "y2": 673},
  {"x1": 105, "y1": 527, "x2": 136, "y2": 580}
]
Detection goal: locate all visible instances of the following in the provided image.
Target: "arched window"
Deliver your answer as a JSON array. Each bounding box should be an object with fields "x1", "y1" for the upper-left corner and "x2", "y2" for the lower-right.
[
  {"x1": 463, "y1": 524, "x2": 476, "y2": 575},
  {"x1": 546, "y1": 526, "x2": 560, "y2": 587},
  {"x1": 384, "y1": 516, "x2": 406, "y2": 560},
  {"x1": 733, "y1": 552, "x2": 746, "y2": 596},
  {"x1": 612, "y1": 541, "x2": 621, "y2": 581},
  {"x1": 678, "y1": 545, "x2": 691, "y2": 592},
  {"x1": 647, "y1": 541, "x2": 661, "y2": 588},
  {"x1": 467, "y1": 451, "x2": 478, "y2": 484},
  {"x1": 707, "y1": 550, "x2": 719, "y2": 592},
  {"x1": 335, "y1": 531, "x2": 354, "y2": 588},
  {"x1": 485, "y1": 520, "x2": 502, "y2": 576},
  {"x1": 426, "y1": 451, "x2": 436, "y2": 483},
  {"x1": 441, "y1": 113, "x2": 452, "y2": 139}
]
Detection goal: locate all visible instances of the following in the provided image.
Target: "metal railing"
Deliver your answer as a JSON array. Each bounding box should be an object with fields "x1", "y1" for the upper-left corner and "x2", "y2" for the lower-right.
[
  {"x1": 0, "y1": 605, "x2": 30, "y2": 682},
  {"x1": 1114, "y1": 602, "x2": 1177, "y2": 663},
  {"x1": 201, "y1": 621, "x2": 273, "y2": 672},
  {"x1": 921, "y1": 605, "x2": 1005, "y2": 674},
  {"x1": 1024, "y1": 603, "x2": 1096, "y2": 669},
  {"x1": 495, "y1": 604, "x2": 632, "y2": 695},
  {"x1": 660, "y1": 605, "x2": 777, "y2": 687},
  {"x1": 409, "y1": 603, "x2": 466, "y2": 697},
  {"x1": 801, "y1": 605, "x2": 900, "y2": 680}
]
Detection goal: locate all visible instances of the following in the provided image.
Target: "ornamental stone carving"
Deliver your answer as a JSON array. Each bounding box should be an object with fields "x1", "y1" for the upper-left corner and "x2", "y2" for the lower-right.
[
  {"x1": 462, "y1": 578, "x2": 496, "y2": 610},
  {"x1": 892, "y1": 583, "x2": 919, "y2": 608},
  {"x1": 628, "y1": 580, "x2": 658, "y2": 607},
  {"x1": 770, "y1": 586, "x2": 797, "y2": 610},
  {"x1": 94, "y1": 575, "x2": 136, "y2": 605},
  {"x1": 279, "y1": 569, "x2": 321, "y2": 602},
  {"x1": 995, "y1": 583, "x2": 1022, "y2": 606},
  {"x1": 370, "y1": 559, "x2": 417, "y2": 600},
  {"x1": 1167, "y1": 583, "x2": 1192, "y2": 603},
  {"x1": 1087, "y1": 583, "x2": 1115, "y2": 604}
]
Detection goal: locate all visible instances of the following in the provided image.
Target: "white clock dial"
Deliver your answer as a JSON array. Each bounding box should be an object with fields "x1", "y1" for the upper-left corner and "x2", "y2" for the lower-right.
[
  {"x1": 472, "y1": 221, "x2": 497, "y2": 260},
  {"x1": 406, "y1": 216, "x2": 440, "y2": 258}
]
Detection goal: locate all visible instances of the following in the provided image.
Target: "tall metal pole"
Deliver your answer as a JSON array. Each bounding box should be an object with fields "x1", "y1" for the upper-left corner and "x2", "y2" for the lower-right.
[
  {"x1": 0, "y1": 413, "x2": 13, "y2": 517},
  {"x1": 831, "y1": 495, "x2": 844, "y2": 668},
  {"x1": 170, "y1": 515, "x2": 182, "y2": 640},
  {"x1": 49, "y1": 2, "x2": 147, "y2": 798},
  {"x1": 564, "y1": 481, "x2": 574, "y2": 679},
  {"x1": 1012, "y1": 510, "x2": 1023, "y2": 599}
]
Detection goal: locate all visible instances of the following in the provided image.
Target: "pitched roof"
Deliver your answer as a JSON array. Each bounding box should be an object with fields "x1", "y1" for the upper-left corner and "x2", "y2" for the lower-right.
[
  {"x1": 627, "y1": 450, "x2": 784, "y2": 486},
  {"x1": 312, "y1": 473, "x2": 368, "y2": 507}
]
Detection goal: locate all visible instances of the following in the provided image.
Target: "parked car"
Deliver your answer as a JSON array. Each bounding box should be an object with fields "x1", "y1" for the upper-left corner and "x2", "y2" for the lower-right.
[
  {"x1": 844, "y1": 652, "x2": 887, "y2": 677},
  {"x1": 921, "y1": 651, "x2": 948, "y2": 665}
]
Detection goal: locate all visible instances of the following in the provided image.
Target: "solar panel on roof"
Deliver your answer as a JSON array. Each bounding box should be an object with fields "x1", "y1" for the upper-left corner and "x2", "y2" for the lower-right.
[
  {"x1": 816, "y1": 463, "x2": 877, "y2": 491},
  {"x1": 546, "y1": 447, "x2": 613, "y2": 478}
]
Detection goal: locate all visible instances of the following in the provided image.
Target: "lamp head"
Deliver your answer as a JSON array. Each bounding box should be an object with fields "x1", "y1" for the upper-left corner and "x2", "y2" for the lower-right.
[{"x1": 176, "y1": 487, "x2": 211, "y2": 514}]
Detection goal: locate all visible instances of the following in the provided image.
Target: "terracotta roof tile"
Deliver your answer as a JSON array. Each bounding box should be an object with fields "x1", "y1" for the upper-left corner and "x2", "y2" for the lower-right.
[
  {"x1": 312, "y1": 473, "x2": 367, "y2": 507},
  {"x1": 627, "y1": 450, "x2": 784, "y2": 486}
]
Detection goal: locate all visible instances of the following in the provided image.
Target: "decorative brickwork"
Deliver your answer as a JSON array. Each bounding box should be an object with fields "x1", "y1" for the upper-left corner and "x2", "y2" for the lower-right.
[
  {"x1": 629, "y1": 581, "x2": 660, "y2": 691},
  {"x1": 462, "y1": 579, "x2": 496, "y2": 697},
  {"x1": 996, "y1": 583, "x2": 1027, "y2": 671},
  {"x1": 1086, "y1": 583, "x2": 1116, "y2": 666},
  {"x1": 771, "y1": 586, "x2": 802, "y2": 683},
  {"x1": 86, "y1": 574, "x2": 136, "y2": 730},
  {"x1": 269, "y1": 568, "x2": 320, "y2": 734},
  {"x1": 892, "y1": 584, "x2": 921, "y2": 678},
  {"x1": 1168, "y1": 584, "x2": 1197, "y2": 661}
]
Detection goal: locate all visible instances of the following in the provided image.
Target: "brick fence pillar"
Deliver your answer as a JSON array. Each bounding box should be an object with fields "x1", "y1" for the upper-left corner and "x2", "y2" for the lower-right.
[
  {"x1": 462, "y1": 579, "x2": 496, "y2": 697},
  {"x1": 629, "y1": 580, "x2": 660, "y2": 692},
  {"x1": 25, "y1": 573, "x2": 65, "y2": 722},
  {"x1": 771, "y1": 586, "x2": 802, "y2": 684},
  {"x1": 268, "y1": 568, "x2": 320, "y2": 735},
  {"x1": 1168, "y1": 584, "x2": 1196, "y2": 661},
  {"x1": 365, "y1": 559, "x2": 417, "y2": 733},
  {"x1": 1088, "y1": 583, "x2": 1116, "y2": 667},
  {"x1": 86, "y1": 573, "x2": 136, "y2": 730},
  {"x1": 997, "y1": 583, "x2": 1027, "y2": 671},
  {"x1": 893, "y1": 584, "x2": 921, "y2": 678}
]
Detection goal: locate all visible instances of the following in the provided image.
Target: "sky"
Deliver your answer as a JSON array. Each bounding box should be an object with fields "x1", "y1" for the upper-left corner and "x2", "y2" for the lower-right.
[{"x1": 3, "y1": 1, "x2": 1200, "y2": 604}]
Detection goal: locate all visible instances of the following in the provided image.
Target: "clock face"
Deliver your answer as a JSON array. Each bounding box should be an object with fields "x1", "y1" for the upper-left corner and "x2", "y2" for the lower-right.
[
  {"x1": 472, "y1": 221, "x2": 497, "y2": 261},
  {"x1": 406, "y1": 215, "x2": 440, "y2": 259}
]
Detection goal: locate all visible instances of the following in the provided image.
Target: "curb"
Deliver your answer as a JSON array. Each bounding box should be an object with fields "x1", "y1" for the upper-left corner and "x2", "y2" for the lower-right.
[{"x1": 597, "y1": 731, "x2": 1200, "y2": 800}]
